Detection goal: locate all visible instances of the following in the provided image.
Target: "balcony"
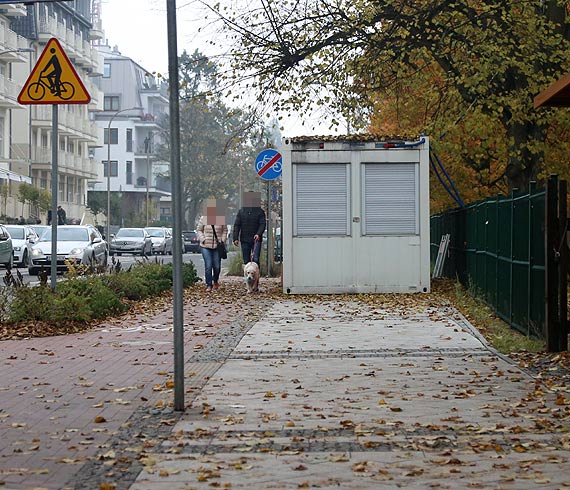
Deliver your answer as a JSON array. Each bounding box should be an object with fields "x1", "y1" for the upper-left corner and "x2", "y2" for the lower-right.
[
  {"x1": 89, "y1": 19, "x2": 104, "y2": 41},
  {"x1": 0, "y1": 3, "x2": 27, "y2": 17},
  {"x1": 37, "y1": 18, "x2": 58, "y2": 43},
  {"x1": 0, "y1": 74, "x2": 20, "y2": 108},
  {"x1": 0, "y1": 27, "x2": 28, "y2": 60}
]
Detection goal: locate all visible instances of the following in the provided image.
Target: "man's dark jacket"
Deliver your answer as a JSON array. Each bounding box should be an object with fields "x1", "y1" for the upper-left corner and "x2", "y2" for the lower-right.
[{"x1": 233, "y1": 207, "x2": 266, "y2": 244}]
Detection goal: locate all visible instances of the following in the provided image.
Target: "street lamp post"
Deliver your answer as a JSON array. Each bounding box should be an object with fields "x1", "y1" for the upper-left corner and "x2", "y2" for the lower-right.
[
  {"x1": 144, "y1": 131, "x2": 153, "y2": 227},
  {"x1": 106, "y1": 107, "x2": 142, "y2": 241}
]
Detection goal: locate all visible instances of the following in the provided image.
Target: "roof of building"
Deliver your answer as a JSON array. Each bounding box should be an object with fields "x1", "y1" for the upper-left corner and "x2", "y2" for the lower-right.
[{"x1": 534, "y1": 73, "x2": 570, "y2": 108}]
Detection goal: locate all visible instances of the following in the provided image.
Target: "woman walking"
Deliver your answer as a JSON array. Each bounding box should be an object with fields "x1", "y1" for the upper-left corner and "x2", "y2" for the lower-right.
[{"x1": 197, "y1": 199, "x2": 228, "y2": 292}]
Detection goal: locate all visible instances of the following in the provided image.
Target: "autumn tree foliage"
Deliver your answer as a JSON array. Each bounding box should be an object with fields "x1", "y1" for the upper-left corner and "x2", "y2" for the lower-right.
[{"x1": 210, "y1": 0, "x2": 570, "y2": 201}]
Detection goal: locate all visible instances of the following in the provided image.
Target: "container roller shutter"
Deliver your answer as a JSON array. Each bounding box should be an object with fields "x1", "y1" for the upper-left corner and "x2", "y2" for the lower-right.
[
  {"x1": 294, "y1": 163, "x2": 349, "y2": 236},
  {"x1": 363, "y1": 163, "x2": 418, "y2": 235}
]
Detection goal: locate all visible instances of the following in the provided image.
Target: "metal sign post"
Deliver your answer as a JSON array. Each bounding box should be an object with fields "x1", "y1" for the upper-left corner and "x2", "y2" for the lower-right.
[
  {"x1": 255, "y1": 149, "x2": 282, "y2": 277},
  {"x1": 266, "y1": 181, "x2": 271, "y2": 276},
  {"x1": 50, "y1": 105, "x2": 58, "y2": 289},
  {"x1": 167, "y1": 0, "x2": 185, "y2": 412}
]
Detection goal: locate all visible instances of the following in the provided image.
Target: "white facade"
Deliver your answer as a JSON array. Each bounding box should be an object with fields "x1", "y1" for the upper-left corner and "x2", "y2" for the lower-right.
[
  {"x1": 89, "y1": 45, "x2": 170, "y2": 229},
  {"x1": 0, "y1": 1, "x2": 103, "y2": 223},
  {"x1": 282, "y1": 136, "x2": 431, "y2": 294}
]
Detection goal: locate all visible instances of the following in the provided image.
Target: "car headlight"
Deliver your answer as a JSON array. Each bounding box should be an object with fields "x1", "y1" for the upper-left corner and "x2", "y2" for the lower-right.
[
  {"x1": 31, "y1": 248, "x2": 44, "y2": 257},
  {"x1": 13, "y1": 246, "x2": 21, "y2": 251},
  {"x1": 69, "y1": 248, "x2": 84, "y2": 255}
]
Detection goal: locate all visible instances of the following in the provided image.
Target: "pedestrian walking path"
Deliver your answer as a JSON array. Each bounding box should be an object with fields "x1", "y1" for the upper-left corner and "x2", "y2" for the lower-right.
[
  {"x1": 130, "y1": 295, "x2": 570, "y2": 489},
  {"x1": 1, "y1": 282, "x2": 569, "y2": 489}
]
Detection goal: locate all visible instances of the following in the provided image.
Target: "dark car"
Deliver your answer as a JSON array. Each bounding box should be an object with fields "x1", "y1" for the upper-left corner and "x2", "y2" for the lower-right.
[{"x1": 182, "y1": 230, "x2": 200, "y2": 253}]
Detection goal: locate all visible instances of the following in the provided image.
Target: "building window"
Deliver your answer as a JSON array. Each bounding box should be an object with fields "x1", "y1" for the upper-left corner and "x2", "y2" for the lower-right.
[
  {"x1": 103, "y1": 95, "x2": 120, "y2": 111},
  {"x1": 103, "y1": 160, "x2": 118, "y2": 177},
  {"x1": 126, "y1": 161, "x2": 133, "y2": 184},
  {"x1": 59, "y1": 138, "x2": 66, "y2": 151},
  {"x1": 103, "y1": 128, "x2": 119, "y2": 145},
  {"x1": 103, "y1": 63, "x2": 111, "y2": 78},
  {"x1": 161, "y1": 207, "x2": 171, "y2": 216},
  {"x1": 126, "y1": 128, "x2": 133, "y2": 152}
]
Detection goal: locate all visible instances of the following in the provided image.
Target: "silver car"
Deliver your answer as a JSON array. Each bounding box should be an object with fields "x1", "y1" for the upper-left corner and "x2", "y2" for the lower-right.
[
  {"x1": 110, "y1": 228, "x2": 152, "y2": 256},
  {"x1": 4, "y1": 225, "x2": 39, "y2": 267},
  {"x1": 144, "y1": 227, "x2": 173, "y2": 255},
  {"x1": 0, "y1": 224, "x2": 13, "y2": 269},
  {"x1": 28, "y1": 225, "x2": 108, "y2": 275}
]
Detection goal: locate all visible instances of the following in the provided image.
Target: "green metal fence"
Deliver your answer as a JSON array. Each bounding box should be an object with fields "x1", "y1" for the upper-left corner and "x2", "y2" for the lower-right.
[{"x1": 430, "y1": 183, "x2": 545, "y2": 337}]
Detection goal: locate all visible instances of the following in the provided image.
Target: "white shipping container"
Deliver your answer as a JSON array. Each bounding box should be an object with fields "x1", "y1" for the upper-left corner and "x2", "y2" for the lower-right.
[{"x1": 282, "y1": 136, "x2": 430, "y2": 294}]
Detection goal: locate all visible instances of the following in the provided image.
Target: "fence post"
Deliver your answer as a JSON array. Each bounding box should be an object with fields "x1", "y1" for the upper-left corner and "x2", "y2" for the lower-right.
[
  {"x1": 510, "y1": 189, "x2": 517, "y2": 326},
  {"x1": 545, "y1": 175, "x2": 561, "y2": 352},
  {"x1": 558, "y1": 179, "x2": 568, "y2": 351},
  {"x1": 527, "y1": 181, "x2": 536, "y2": 337}
]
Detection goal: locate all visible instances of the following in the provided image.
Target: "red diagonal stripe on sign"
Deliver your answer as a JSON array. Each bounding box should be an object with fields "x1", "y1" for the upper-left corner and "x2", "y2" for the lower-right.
[{"x1": 258, "y1": 152, "x2": 281, "y2": 176}]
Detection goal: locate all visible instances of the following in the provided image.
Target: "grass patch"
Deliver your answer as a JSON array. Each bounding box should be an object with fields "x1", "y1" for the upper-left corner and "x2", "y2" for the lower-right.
[{"x1": 435, "y1": 278, "x2": 545, "y2": 354}]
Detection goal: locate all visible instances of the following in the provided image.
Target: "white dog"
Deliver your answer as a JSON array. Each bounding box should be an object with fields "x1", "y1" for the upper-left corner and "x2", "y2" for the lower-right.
[{"x1": 243, "y1": 261, "x2": 260, "y2": 293}]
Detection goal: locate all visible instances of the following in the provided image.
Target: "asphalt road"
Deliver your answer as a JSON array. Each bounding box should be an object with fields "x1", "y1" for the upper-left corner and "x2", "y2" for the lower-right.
[{"x1": 1, "y1": 251, "x2": 208, "y2": 286}]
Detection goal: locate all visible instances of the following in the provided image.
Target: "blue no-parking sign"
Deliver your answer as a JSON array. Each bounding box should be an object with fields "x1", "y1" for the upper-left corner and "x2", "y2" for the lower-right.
[{"x1": 255, "y1": 148, "x2": 282, "y2": 180}]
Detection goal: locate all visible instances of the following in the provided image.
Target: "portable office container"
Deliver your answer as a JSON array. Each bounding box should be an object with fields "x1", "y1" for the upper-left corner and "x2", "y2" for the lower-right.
[{"x1": 282, "y1": 135, "x2": 430, "y2": 294}]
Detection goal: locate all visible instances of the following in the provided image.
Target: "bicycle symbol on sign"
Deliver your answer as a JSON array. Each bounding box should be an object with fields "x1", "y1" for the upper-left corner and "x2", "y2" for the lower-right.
[
  {"x1": 256, "y1": 154, "x2": 282, "y2": 174},
  {"x1": 26, "y1": 48, "x2": 75, "y2": 101}
]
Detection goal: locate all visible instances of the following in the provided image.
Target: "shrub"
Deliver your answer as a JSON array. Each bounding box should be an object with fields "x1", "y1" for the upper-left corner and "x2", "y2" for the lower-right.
[
  {"x1": 104, "y1": 271, "x2": 150, "y2": 301},
  {"x1": 58, "y1": 276, "x2": 125, "y2": 319},
  {"x1": 5, "y1": 260, "x2": 199, "y2": 326},
  {"x1": 9, "y1": 285, "x2": 56, "y2": 322}
]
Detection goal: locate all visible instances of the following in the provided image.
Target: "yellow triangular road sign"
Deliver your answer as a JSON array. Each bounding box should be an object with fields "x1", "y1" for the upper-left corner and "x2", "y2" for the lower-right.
[{"x1": 18, "y1": 38, "x2": 91, "y2": 105}]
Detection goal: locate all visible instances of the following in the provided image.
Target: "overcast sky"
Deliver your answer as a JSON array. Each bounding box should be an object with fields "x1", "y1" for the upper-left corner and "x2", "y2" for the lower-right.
[
  {"x1": 101, "y1": 0, "x2": 209, "y2": 75},
  {"x1": 100, "y1": 0, "x2": 342, "y2": 136}
]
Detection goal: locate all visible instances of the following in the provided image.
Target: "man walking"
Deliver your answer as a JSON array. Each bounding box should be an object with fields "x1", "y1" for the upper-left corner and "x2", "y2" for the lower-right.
[
  {"x1": 57, "y1": 205, "x2": 66, "y2": 225},
  {"x1": 233, "y1": 191, "x2": 266, "y2": 267}
]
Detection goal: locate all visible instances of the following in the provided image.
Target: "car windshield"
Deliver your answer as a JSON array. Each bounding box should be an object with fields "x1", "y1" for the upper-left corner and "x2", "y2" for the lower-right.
[
  {"x1": 117, "y1": 229, "x2": 144, "y2": 238},
  {"x1": 5, "y1": 227, "x2": 25, "y2": 239},
  {"x1": 30, "y1": 226, "x2": 47, "y2": 237},
  {"x1": 146, "y1": 229, "x2": 164, "y2": 237},
  {"x1": 40, "y1": 228, "x2": 90, "y2": 242},
  {"x1": 183, "y1": 232, "x2": 196, "y2": 239}
]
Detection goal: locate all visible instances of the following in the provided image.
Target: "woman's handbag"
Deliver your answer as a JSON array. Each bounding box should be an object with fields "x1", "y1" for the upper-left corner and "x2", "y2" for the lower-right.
[{"x1": 211, "y1": 226, "x2": 228, "y2": 259}]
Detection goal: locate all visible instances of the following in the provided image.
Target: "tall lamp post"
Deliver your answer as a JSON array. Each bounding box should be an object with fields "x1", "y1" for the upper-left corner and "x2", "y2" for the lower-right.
[
  {"x1": 106, "y1": 107, "x2": 142, "y2": 241},
  {"x1": 144, "y1": 131, "x2": 153, "y2": 227}
]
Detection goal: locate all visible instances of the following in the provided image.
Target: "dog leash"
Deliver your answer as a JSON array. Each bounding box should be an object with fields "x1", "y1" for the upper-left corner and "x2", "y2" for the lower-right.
[{"x1": 250, "y1": 236, "x2": 260, "y2": 263}]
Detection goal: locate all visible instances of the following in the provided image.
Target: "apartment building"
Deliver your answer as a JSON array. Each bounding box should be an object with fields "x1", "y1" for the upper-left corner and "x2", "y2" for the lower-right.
[
  {"x1": 89, "y1": 44, "x2": 170, "y2": 229},
  {"x1": 1, "y1": 0, "x2": 102, "y2": 223}
]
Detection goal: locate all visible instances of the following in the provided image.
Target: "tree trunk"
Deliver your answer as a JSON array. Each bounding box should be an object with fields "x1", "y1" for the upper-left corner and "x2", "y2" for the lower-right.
[{"x1": 504, "y1": 119, "x2": 547, "y2": 192}]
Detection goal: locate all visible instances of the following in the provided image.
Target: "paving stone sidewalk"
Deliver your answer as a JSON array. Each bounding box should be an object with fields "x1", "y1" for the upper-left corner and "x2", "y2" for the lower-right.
[
  {"x1": 0, "y1": 277, "x2": 265, "y2": 490},
  {"x1": 131, "y1": 295, "x2": 570, "y2": 489}
]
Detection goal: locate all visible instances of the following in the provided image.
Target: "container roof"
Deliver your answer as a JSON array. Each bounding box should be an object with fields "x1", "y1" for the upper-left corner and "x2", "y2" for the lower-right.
[{"x1": 287, "y1": 133, "x2": 420, "y2": 143}]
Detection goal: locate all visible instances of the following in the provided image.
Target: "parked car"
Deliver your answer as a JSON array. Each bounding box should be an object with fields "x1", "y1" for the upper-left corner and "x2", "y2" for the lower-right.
[
  {"x1": 0, "y1": 224, "x2": 13, "y2": 269},
  {"x1": 109, "y1": 228, "x2": 152, "y2": 256},
  {"x1": 144, "y1": 227, "x2": 173, "y2": 255},
  {"x1": 182, "y1": 230, "x2": 200, "y2": 253},
  {"x1": 4, "y1": 225, "x2": 40, "y2": 267},
  {"x1": 28, "y1": 225, "x2": 107, "y2": 275},
  {"x1": 30, "y1": 224, "x2": 49, "y2": 239}
]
